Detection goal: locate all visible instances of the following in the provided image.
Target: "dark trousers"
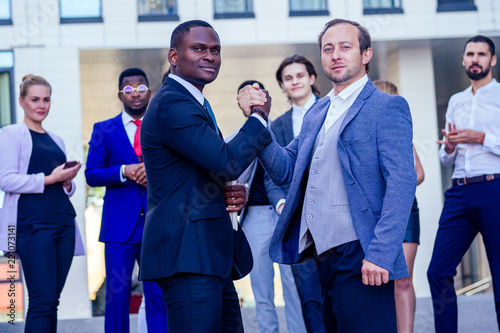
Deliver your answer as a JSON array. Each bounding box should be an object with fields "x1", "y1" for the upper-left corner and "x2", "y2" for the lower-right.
[
  {"x1": 104, "y1": 215, "x2": 167, "y2": 333},
  {"x1": 17, "y1": 219, "x2": 75, "y2": 333},
  {"x1": 156, "y1": 273, "x2": 243, "y2": 333},
  {"x1": 427, "y1": 179, "x2": 500, "y2": 333},
  {"x1": 315, "y1": 240, "x2": 396, "y2": 333},
  {"x1": 291, "y1": 259, "x2": 326, "y2": 333}
]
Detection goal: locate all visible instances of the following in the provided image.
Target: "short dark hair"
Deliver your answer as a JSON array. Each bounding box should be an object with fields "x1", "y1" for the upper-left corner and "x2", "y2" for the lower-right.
[
  {"x1": 276, "y1": 55, "x2": 320, "y2": 96},
  {"x1": 465, "y1": 35, "x2": 496, "y2": 56},
  {"x1": 118, "y1": 68, "x2": 149, "y2": 90},
  {"x1": 237, "y1": 80, "x2": 265, "y2": 92},
  {"x1": 170, "y1": 20, "x2": 215, "y2": 49},
  {"x1": 317, "y1": 19, "x2": 371, "y2": 72}
]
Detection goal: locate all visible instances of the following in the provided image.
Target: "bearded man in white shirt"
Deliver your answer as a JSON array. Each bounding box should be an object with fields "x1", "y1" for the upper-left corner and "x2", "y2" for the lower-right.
[{"x1": 428, "y1": 35, "x2": 500, "y2": 333}]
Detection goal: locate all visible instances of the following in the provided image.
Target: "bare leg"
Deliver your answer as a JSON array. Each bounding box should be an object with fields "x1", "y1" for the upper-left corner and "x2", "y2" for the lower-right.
[{"x1": 395, "y1": 242, "x2": 418, "y2": 333}]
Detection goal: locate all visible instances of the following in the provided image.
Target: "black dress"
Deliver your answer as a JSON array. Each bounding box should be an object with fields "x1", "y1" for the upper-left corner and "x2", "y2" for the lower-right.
[{"x1": 17, "y1": 130, "x2": 75, "y2": 227}]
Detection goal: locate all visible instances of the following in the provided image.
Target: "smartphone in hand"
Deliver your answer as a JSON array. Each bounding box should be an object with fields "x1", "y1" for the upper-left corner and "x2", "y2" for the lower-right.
[{"x1": 63, "y1": 161, "x2": 78, "y2": 169}]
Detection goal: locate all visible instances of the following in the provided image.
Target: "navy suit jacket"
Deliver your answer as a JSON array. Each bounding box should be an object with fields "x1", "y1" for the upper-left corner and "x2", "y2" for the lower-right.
[
  {"x1": 85, "y1": 113, "x2": 147, "y2": 243},
  {"x1": 259, "y1": 80, "x2": 416, "y2": 280},
  {"x1": 139, "y1": 78, "x2": 272, "y2": 281},
  {"x1": 225, "y1": 121, "x2": 287, "y2": 225}
]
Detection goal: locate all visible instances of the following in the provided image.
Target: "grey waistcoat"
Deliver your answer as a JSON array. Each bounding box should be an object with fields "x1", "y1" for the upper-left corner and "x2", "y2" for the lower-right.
[{"x1": 299, "y1": 111, "x2": 358, "y2": 255}]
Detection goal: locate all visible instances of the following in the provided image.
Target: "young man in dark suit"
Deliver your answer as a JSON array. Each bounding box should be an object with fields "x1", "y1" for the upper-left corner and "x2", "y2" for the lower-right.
[
  {"x1": 139, "y1": 20, "x2": 272, "y2": 332},
  {"x1": 86, "y1": 68, "x2": 167, "y2": 333},
  {"x1": 269, "y1": 55, "x2": 326, "y2": 333}
]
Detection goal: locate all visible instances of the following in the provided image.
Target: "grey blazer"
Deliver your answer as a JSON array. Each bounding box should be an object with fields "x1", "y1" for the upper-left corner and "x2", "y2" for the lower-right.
[{"x1": 259, "y1": 80, "x2": 416, "y2": 280}]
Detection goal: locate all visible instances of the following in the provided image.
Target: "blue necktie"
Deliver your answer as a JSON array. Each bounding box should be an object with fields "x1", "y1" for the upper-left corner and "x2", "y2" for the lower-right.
[{"x1": 203, "y1": 99, "x2": 219, "y2": 135}]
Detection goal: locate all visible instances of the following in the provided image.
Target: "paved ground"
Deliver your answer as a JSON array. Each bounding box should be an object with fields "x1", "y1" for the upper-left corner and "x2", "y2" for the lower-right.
[{"x1": 1, "y1": 294, "x2": 498, "y2": 332}]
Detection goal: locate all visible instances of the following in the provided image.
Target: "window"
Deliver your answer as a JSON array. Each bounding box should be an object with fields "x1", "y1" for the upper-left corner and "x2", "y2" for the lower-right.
[
  {"x1": 138, "y1": 0, "x2": 179, "y2": 22},
  {"x1": 214, "y1": 0, "x2": 255, "y2": 19},
  {"x1": 289, "y1": 0, "x2": 329, "y2": 17},
  {"x1": 59, "y1": 0, "x2": 103, "y2": 24},
  {"x1": 0, "y1": 0, "x2": 12, "y2": 25},
  {"x1": 0, "y1": 51, "x2": 14, "y2": 128},
  {"x1": 364, "y1": 0, "x2": 403, "y2": 14},
  {"x1": 437, "y1": 0, "x2": 476, "y2": 12}
]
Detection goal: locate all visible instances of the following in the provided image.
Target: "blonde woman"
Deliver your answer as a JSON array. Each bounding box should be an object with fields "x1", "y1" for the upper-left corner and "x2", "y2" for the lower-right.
[
  {"x1": 0, "y1": 75, "x2": 84, "y2": 332},
  {"x1": 374, "y1": 80, "x2": 425, "y2": 333}
]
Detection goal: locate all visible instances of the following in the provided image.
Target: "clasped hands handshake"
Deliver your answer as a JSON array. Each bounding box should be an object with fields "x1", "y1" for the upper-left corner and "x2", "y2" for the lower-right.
[
  {"x1": 237, "y1": 83, "x2": 272, "y2": 121},
  {"x1": 437, "y1": 123, "x2": 485, "y2": 153}
]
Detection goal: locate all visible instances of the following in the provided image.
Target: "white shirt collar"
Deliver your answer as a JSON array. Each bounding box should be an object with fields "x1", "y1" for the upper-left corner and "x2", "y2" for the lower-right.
[
  {"x1": 121, "y1": 110, "x2": 143, "y2": 126},
  {"x1": 169, "y1": 73, "x2": 205, "y2": 106},
  {"x1": 292, "y1": 93, "x2": 316, "y2": 114},
  {"x1": 328, "y1": 74, "x2": 369, "y2": 101}
]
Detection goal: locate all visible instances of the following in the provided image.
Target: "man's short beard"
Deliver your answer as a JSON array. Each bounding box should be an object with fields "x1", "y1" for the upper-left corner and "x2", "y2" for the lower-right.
[
  {"x1": 125, "y1": 105, "x2": 147, "y2": 116},
  {"x1": 466, "y1": 65, "x2": 490, "y2": 81}
]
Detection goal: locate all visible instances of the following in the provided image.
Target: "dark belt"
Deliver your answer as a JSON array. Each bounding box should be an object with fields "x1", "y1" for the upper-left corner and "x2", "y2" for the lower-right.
[{"x1": 452, "y1": 173, "x2": 500, "y2": 186}]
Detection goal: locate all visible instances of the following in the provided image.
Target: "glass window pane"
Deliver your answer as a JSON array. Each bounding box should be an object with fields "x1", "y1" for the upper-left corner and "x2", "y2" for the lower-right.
[
  {"x1": 0, "y1": 0, "x2": 10, "y2": 20},
  {"x1": 364, "y1": 0, "x2": 401, "y2": 9},
  {"x1": 290, "y1": 0, "x2": 327, "y2": 11},
  {"x1": 138, "y1": 0, "x2": 177, "y2": 15},
  {"x1": 60, "y1": 0, "x2": 101, "y2": 18},
  {"x1": 0, "y1": 72, "x2": 12, "y2": 127},
  {"x1": 214, "y1": 0, "x2": 252, "y2": 13},
  {"x1": 0, "y1": 51, "x2": 13, "y2": 68}
]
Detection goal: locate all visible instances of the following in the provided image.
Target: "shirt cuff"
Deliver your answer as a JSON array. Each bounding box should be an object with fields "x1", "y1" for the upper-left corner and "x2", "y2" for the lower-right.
[
  {"x1": 120, "y1": 165, "x2": 126, "y2": 183},
  {"x1": 251, "y1": 113, "x2": 268, "y2": 127},
  {"x1": 276, "y1": 198, "x2": 286, "y2": 214}
]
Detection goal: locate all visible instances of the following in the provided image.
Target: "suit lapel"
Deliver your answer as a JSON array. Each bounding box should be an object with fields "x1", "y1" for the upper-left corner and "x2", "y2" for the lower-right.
[
  {"x1": 112, "y1": 114, "x2": 139, "y2": 163},
  {"x1": 167, "y1": 78, "x2": 218, "y2": 133},
  {"x1": 339, "y1": 80, "x2": 375, "y2": 135},
  {"x1": 294, "y1": 98, "x2": 330, "y2": 176}
]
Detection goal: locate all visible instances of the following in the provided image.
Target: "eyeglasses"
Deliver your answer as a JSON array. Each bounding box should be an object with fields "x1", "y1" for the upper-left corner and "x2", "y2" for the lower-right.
[{"x1": 120, "y1": 84, "x2": 149, "y2": 95}]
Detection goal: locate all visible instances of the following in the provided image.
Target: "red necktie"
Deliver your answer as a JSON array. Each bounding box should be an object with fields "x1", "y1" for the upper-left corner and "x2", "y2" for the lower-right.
[{"x1": 131, "y1": 120, "x2": 142, "y2": 159}]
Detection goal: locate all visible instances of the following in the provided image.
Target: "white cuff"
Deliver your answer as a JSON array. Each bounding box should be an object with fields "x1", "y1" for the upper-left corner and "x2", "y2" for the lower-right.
[
  {"x1": 276, "y1": 198, "x2": 286, "y2": 214},
  {"x1": 251, "y1": 113, "x2": 268, "y2": 127}
]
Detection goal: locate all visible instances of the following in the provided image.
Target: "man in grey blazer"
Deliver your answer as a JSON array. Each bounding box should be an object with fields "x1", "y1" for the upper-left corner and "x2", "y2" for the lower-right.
[{"x1": 239, "y1": 19, "x2": 416, "y2": 332}]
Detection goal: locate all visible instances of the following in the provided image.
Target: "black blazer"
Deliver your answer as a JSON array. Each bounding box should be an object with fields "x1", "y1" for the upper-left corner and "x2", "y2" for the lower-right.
[{"x1": 139, "y1": 77, "x2": 272, "y2": 281}]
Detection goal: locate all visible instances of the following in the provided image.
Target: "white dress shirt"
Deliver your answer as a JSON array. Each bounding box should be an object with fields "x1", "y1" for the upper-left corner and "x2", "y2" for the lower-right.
[
  {"x1": 122, "y1": 111, "x2": 143, "y2": 145},
  {"x1": 439, "y1": 79, "x2": 500, "y2": 178},
  {"x1": 324, "y1": 75, "x2": 368, "y2": 133},
  {"x1": 119, "y1": 111, "x2": 144, "y2": 182},
  {"x1": 292, "y1": 94, "x2": 316, "y2": 137}
]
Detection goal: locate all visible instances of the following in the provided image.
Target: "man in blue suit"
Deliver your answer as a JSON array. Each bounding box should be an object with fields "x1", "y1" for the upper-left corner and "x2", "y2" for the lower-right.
[
  {"x1": 139, "y1": 21, "x2": 272, "y2": 332},
  {"x1": 86, "y1": 68, "x2": 167, "y2": 333},
  {"x1": 241, "y1": 19, "x2": 416, "y2": 332}
]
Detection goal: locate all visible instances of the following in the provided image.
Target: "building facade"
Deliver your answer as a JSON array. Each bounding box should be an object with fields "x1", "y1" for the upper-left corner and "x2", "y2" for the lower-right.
[{"x1": 1, "y1": 0, "x2": 499, "y2": 320}]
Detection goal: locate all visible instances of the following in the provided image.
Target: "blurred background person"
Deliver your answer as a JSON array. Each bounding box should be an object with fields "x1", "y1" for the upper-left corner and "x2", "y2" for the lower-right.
[
  {"x1": 374, "y1": 80, "x2": 425, "y2": 333},
  {"x1": 269, "y1": 55, "x2": 326, "y2": 333},
  {"x1": 0, "y1": 74, "x2": 84, "y2": 333},
  {"x1": 228, "y1": 80, "x2": 306, "y2": 333},
  {"x1": 428, "y1": 35, "x2": 500, "y2": 333},
  {"x1": 85, "y1": 68, "x2": 167, "y2": 333}
]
